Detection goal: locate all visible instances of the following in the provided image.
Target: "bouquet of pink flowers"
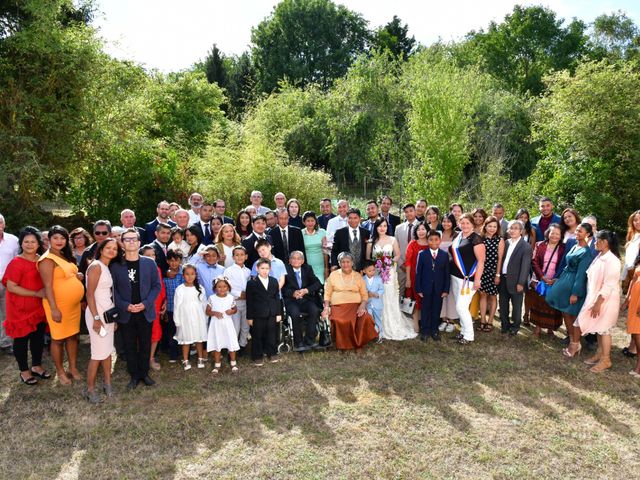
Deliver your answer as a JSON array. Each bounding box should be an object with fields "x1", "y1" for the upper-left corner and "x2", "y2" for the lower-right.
[{"x1": 373, "y1": 250, "x2": 394, "y2": 284}]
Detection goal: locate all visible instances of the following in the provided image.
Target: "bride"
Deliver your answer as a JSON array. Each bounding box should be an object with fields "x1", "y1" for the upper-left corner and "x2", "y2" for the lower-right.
[{"x1": 366, "y1": 218, "x2": 417, "y2": 341}]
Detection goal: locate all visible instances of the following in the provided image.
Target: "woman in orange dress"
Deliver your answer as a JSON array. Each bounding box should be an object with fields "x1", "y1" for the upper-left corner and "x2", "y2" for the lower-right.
[
  {"x1": 37, "y1": 226, "x2": 85, "y2": 385},
  {"x1": 623, "y1": 251, "x2": 640, "y2": 378}
]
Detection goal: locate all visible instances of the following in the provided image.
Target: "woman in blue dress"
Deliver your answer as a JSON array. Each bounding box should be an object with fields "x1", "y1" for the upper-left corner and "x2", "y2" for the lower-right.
[
  {"x1": 546, "y1": 222, "x2": 594, "y2": 357},
  {"x1": 301, "y1": 211, "x2": 328, "y2": 284}
]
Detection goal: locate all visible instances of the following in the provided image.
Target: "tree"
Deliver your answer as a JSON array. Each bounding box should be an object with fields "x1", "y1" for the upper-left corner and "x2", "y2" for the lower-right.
[
  {"x1": 530, "y1": 61, "x2": 640, "y2": 231},
  {"x1": 202, "y1": 43, "x2": 228, "y2": 89},
  {"x1": 589, "y1": 11, "x2": 640, "y2": 62},
  {"x1": 226, "y1": 52, "x2": 256, "y2": 119},
  {"x1": 371, "y1": 15, "x2": 415, "y2": 59},
  {"x1": 458, "y1": 5, "x2": 588, "y2": 95},
  {"x1": 0, "y1": 0, "x2": 103, "y2": 227},
  {"x1": 250, "y1": 0, "x2": 369, "y2": 92}
]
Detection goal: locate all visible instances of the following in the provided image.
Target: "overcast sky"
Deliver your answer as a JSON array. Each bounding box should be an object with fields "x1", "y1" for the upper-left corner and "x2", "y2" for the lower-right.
[{"x1": 93, "y1": 0, "x2": 640, "y2": 72}]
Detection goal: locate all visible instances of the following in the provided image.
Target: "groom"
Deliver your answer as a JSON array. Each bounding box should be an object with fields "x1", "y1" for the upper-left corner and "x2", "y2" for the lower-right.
[{"x1": 331, "y1": 208, "x2": 370, "y2": 272}]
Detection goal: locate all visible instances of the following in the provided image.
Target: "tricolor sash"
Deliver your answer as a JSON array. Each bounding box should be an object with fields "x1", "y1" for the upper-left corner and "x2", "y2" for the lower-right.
[{"x1": 452, "y1": 233, "x2": 477, "y2": 295}]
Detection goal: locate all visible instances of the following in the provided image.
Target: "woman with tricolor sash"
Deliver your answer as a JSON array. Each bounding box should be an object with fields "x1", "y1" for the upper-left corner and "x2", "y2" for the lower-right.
[{"x1": 448, "y1": 213, "x2": 485, "y2": 344}]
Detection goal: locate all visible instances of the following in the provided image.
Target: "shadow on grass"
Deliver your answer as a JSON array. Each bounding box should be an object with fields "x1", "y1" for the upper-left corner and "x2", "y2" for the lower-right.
[{"x1": 0, "y1": 325, "x2": 639, "y2": 478}]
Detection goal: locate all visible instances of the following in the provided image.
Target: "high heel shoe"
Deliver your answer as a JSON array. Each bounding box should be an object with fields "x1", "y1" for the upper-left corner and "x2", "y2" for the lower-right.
[{"x1": 562, "y1": 342, "x2": 582, "y2": 357}]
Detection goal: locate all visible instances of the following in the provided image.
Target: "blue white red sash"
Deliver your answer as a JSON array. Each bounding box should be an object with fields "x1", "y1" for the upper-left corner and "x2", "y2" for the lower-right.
[{"x1": 452, "y1": 233, "x2": 477, "y2": 295}]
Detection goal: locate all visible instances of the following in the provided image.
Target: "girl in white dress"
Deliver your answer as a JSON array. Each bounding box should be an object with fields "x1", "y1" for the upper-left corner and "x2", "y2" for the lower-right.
[
  {"x1": 366, "y1": 218, "x2": 417, "y2": 341},
  {"x1": 173, "y1": 264, "x2": 208, "y2": 371},
  {"x1": 206, "y1": 277, "x2": 240, "y2": 374}
]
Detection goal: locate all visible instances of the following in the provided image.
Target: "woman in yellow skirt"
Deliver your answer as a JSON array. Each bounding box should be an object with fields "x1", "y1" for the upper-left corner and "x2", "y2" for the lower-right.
[{"x1": 38, "y1": 226, "x2": 85, "y2": 385}]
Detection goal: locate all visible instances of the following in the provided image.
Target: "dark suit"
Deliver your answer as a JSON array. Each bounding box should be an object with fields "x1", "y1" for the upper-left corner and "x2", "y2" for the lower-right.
[
  {"x1": 241, "y1": 232, "x2": 273, "y2": 268},
  {"x1": 144, "y1": 218, "x2": 176, "y2": 244},
  {"x1": 415, "y1": 249, "x2": 451, "y2": 335},
  {"x1": 268, "y1": 226, "x2": 306, "y2": 263},
  {"x1": 111, "y1": 256, "x2": 162, "y2": 380},
  {"x1": 361, "y1": 218, "x2": 378, "y2": 236},
  {"x1": 79, "y1": 242, "x2": 99, "y2": 276},
  {"x1": 331, "y1": 226, "x2": 370, "y2": 272},
  {"x1": 318, "y1": 213, "x2": 335, "y2": 230},
  {"x1": 221, "y1": 215, "x2": 234, "y2": 225},
  {"x1": 148, "y1": 240, "x2": 169, "y2": 277},
  {"x1": 190, "y1": 220, "x2": 214, "y2": 245},
  {"x1": 282, "y1": 264, "x2": 322, "y2": 346},
  {"x1": 381, "y1": 213, "x2": 401, "y2": 236},
  {"x1": 499, "y1": 238, "x2": 533, "y2": 333},
  {"x1": 246, "y1": 276, "x2": 282, "y2": 361}
]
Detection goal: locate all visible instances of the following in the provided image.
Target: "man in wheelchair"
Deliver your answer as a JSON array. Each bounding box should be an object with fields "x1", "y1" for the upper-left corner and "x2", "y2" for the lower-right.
[{"x1": 282, "y1": 251, "x2": 323, "y2": 352}]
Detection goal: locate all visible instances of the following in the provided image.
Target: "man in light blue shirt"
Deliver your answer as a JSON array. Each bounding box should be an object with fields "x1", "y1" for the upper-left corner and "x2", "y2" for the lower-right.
[{"x1": 250, "y1": 239, "x2": 286, "y2": 292}]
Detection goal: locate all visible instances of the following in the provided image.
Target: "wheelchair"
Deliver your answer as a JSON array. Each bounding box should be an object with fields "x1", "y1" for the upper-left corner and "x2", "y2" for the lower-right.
[{"x1": 278, "y1": 289, "x2": 331, "y2": 354}]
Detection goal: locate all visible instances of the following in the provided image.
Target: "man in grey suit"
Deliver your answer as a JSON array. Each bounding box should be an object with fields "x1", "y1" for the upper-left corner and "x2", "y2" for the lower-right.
[
  {"x1": 499, "y1": 220, "x2": 533, "y2": 335},
  {"x1": 492, "y1": 203, "x2": 509, "y2": 236},
  {"x1": 394, "y1": 203, "x2": 419, "y2": 295}
]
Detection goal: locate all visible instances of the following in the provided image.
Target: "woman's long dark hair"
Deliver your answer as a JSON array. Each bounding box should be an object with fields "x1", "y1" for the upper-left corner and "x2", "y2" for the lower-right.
[
  {"x1": 371, "y1": 217, "x2": 389, "y2": 245},
  {"x1": 515, "y1": 209, "x2": 534, "y2": 238},
  {"x1": 48, "y1": 225, "x2": 75, "y2": 263},
  {"x1": 94, "y1": 238, "x2": 124, "y2": 263},
  {"x1": 596, "y1": 230, "x2": 620, "y2": 258},
  {"x1": 235, "y1": 210, "x2": 253, "y2": 236},
  {"x1": 18, "y1": 226, "x2": 45, "y2": 255},
  {"x1": 186, "y1": 225, "x2": 203, "y2": 256},
  {"x1": 183, "y1": 263, "x2": 203, "y2": 299}
]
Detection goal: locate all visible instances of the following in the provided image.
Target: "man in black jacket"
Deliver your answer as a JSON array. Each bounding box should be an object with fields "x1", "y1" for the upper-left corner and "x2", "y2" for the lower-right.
[
  {"x1": 269, "y1": 209, "x2": 306, "y2": 263},
  {"x1": 331, "y1": 208, "x2": 370, "y2": 272},
  {"x1": 241, "y1": 215, "x2": 273, "y2": 268},
  {"x1": 282, "y1": 251, "x2": 322, "y2": 351},
  {"x1": 380, "y1": 195, "x2": 400, "y2": 236}
]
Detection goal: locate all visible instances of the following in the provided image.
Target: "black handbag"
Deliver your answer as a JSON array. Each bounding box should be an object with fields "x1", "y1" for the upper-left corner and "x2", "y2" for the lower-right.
[{"x1": 103, "y1": 306, "x2": 120, "y2": 324}]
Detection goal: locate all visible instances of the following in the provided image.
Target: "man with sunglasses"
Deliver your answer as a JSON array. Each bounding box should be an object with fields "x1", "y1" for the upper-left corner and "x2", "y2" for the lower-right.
[
  {"x1": 79, "y1": 220, "x2": 112, "y2": 276},
  {"x1": 111, "y1": 228, "x2": 161, "y2": 390}
]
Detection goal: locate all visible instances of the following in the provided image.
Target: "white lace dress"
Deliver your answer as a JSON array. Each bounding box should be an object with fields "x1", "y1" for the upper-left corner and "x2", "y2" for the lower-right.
[{"x1": 374, "y1": 241, "x2": 418, "y2": 340}]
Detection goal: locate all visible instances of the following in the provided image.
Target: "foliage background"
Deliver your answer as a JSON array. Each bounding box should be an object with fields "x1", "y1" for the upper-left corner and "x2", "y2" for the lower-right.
[{"x1": 1, "y1": 0, "x2": 639, "y2": 233}]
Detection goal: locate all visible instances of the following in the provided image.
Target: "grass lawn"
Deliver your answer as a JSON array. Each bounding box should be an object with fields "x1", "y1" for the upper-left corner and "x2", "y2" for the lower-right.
[{"x1": 1, "y1": 319, "x2": 639, "y2": 479}]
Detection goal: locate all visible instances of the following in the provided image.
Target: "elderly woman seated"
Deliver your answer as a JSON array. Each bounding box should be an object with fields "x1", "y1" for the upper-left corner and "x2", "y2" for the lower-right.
[{"x1": 323, "y1": 252, "x2": 378, "y2": 351}]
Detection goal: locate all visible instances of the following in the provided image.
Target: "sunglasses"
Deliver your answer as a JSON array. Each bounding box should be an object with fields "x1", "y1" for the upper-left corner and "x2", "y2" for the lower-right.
[{"x1": 94, "y1": 231, "x2": 109, "y2": 236}]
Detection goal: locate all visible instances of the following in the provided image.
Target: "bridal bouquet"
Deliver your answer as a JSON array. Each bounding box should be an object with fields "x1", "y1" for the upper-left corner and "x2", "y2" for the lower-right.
[{"x1": 373, "y1": 250, "x2": 394, "y2": 284}]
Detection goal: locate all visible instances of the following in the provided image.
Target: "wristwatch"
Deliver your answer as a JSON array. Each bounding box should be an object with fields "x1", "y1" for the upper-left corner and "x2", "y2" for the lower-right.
[{"x1": 94, "y1": 315, "x2": 101, "y2": 321}]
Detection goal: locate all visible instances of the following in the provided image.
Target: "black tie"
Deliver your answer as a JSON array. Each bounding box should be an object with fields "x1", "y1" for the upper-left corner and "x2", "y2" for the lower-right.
[
  {"x1": 407, "y1": 223, "x2": 412, "y2": 243},
  {"x1": 204, "y1": 223, "x2": 210, "y2": 239},
  {"x1": 282, "y1": 229, "x2": 289, "y2": 258},
  {"x1": 352, "y1": 229, "x2": 358, "y2": 243}
]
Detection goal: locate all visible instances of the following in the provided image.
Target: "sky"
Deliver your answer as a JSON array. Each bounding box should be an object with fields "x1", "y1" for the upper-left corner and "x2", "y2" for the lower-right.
[{"x1": 93, "y1": 0, "x2": 640, "y2": 72}]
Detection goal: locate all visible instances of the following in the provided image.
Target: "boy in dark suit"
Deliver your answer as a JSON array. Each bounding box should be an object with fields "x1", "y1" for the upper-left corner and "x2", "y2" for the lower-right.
[
  {"x1": 246, "y1": 258, "x2": 282, "y2": 366},
  {"x1": 415, "y1": 230, "x2": 450, "y2": 342}
]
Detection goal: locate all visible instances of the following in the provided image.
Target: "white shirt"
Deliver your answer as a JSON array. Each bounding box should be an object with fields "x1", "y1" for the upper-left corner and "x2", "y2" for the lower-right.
[
  {"x1": 349, "y1": 228, "x2": 360, "y2": 242},
  {"x1": 258, "y1": 275, "x2": 270, "y2": 289},
  {"x1": 188, "y1": 209, "x2": 200, "y2": 224},
  {"x1": 502, "y1": 237, "x2": 522, "y2": 274},
  {"x1": 326, "y1": 215, "x2": 348, "y2": 243},
  {"x1": 623, "y1": 233, "x2": 640, "y2": 280},
  {"x1": 429, "y1": 248, "x2": 439, "y2": 258},
  {"x1": 224, "y1": 263, "x2": 250, "y2": 300},
  {"x1": 246, "y1": 205, "x2": 271, "y2": 216},
  {"x1": 0, "y1": 232, "x2": 19, "y2": 281}
]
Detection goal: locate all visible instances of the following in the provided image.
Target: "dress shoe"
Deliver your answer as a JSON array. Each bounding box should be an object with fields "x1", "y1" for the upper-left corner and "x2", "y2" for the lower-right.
[
  {"x1": 431, "y1": 333, "x2": 441, "y2": 342},
  {"x1": 305, "y1": 341, "x2": 320, "y2": 349},
  {"x1": 293, "y1": 344, "x2": 309, "y2": 352},
  {"x1": 419, "y1": 334, "x2": 428, "y2": 342},
  {"x1": 126, "y1": 379, "x2": 138, "y2": 391},
  {"x1": 508, "y1": 330, "x2": 518, "y2": 336},
  {"x1": 141, "y1": 375, "x2": 156, "y2": 386}
]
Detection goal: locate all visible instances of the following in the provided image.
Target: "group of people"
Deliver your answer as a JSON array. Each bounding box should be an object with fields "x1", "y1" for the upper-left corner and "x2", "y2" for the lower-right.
[{"x1": 1, "y1": 190, "x2": 639, "y2": 404}]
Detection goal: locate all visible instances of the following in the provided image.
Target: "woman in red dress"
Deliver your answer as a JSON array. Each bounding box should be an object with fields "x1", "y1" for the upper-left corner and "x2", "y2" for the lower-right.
[
  {"x1": 404, "y1": 222, "x2": 430, "y2": 332},
  {"x1": 2, "y1": 227, "x2": 50, "y2": 385}
]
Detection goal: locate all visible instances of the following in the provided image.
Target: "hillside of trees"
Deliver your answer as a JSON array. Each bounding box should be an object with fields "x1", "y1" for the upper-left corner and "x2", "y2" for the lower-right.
[{"x1": 1, "y1": 0, "x2": 639, "y2": 231}]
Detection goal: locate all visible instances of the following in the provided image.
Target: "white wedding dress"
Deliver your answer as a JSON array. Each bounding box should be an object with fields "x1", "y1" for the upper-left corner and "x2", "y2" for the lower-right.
[{"x1": 374, "y1": 241, "x2": 418, "y2": 341}]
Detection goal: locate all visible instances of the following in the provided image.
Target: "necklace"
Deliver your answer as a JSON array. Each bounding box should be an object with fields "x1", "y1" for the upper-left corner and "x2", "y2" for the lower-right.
[{"x1": 340, "y1": 270, "x2": 355, "y2": 286}]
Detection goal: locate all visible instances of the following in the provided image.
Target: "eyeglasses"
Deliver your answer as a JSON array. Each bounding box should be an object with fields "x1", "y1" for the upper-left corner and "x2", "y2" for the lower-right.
[
  {"x1": 122, "y1": 237, "x2": 139, "y2": 243},
  {"x1": 94, "y1": 231, "x2": 109, "y2": 236}
]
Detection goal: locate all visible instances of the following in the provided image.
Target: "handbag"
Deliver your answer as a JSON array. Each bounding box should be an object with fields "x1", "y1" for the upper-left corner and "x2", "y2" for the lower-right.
[
  {"x1": 399, "y1": 293, "x2": 415, "y2": 315},
  {"x1": 534, "y1": 243, "x2": 559, "y2": 298},
  {"x1": 103, "y1": 306, "x2": 120, "y2": 324}
]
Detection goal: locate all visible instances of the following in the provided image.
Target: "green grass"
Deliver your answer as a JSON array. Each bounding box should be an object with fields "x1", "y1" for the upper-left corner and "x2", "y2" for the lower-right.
[{"x1": 1, "y1": 321, "x2": 639, "y2": 479}]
